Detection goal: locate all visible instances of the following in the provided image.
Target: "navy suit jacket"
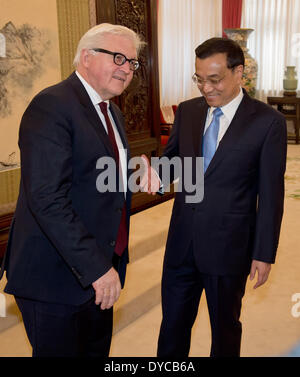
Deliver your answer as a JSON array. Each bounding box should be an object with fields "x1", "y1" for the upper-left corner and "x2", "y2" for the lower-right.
[
  {"x1": 0, "y1": 72, "x2": 131, "y2": 305},
  {"x1": 163, "y1": 90, "x2": 287, "y2": 275}
]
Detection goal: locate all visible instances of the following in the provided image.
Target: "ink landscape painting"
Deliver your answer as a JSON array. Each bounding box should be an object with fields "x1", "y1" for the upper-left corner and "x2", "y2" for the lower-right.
[{"x1": 0, "y1": 0, "x2": 61, "y2": 165}]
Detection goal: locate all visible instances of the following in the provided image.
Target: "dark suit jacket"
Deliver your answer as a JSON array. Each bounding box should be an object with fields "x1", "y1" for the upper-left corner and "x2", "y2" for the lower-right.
[
  {"x1": 0, "y1": 72, "x2": 131, "y2": 305},
  {"x1": 163, "y1": 90, "x2": 287, "y2": 275}
]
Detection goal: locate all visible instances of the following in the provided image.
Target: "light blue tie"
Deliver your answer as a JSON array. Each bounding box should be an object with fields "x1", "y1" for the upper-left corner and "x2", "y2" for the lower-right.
[{"x1": 203, "y1": 107, "x2": 223, "y2": 173}]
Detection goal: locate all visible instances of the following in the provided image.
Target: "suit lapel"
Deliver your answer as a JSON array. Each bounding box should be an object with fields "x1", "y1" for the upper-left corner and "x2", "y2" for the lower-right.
[
  {"x1": 110, "y1": 103, "x2": 130, "y2": 168},
  {"x1": 192, "y1": 98, "x2": 209, "y2": 156},
  {"x1": 110, "y1": 103, "x2": 129, "y2": 151},
  {"x1": 204, "y1": 91, "x2": 256, "y2": 177},
  {"x1": 66, "y1": 72, "x2": 115, "y2": 158}
]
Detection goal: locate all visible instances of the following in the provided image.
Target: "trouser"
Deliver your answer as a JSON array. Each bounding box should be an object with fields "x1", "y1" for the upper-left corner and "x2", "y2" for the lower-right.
[
  {"x1": 15, "y1": 296, "x2": 113, "y2": 357},
  {"x1": 157, "y1": 244, "x2": 248, "y2": 357}
]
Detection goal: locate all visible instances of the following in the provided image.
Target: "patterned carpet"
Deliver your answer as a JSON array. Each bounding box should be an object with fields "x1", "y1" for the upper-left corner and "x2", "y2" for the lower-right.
[
  {"x1": 285, "y1": 147, "x2": 300, "y2": 200},
  {"x1": 282, "y1": 144, "x2": 300, "y2": 356}
]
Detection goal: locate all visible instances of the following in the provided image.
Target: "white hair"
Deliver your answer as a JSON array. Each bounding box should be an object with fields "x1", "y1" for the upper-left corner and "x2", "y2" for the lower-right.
[{"x1": 73, "y1": 23, "x2": 145, "y2": 67}]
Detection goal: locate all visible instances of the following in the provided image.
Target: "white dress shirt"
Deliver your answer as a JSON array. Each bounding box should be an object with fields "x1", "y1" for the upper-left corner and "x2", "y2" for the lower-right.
[
  {"x1": 204, "y1": 88, "x2": 244, "y2": 148},
  {"x1": 75, "y1": 71, "x2": 127, "y2": 196}
]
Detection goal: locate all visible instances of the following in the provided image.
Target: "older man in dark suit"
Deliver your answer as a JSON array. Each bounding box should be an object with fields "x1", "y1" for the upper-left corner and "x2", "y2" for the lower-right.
[
  {"x1": 154, "y1": 38, "x2": 287, "y2": 357},
  {"x1": 0, "y1": 23, "x2": 144, "y2": 357}
]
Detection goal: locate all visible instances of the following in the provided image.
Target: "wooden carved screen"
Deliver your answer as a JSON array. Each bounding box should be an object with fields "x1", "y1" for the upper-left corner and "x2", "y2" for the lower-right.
[{"x1": 96, "y1": 0, "x2": 173, "y2": 213}]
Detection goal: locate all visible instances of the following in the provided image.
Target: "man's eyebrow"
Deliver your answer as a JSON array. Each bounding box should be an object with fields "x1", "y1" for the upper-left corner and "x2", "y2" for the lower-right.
[{"x1": 195, "y1": 73, "x2": 223, "y2": 78}]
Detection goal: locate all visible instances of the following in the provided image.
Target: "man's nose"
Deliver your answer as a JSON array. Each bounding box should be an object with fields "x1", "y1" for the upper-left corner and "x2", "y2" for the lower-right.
[
  {"x1": 120, "y1": 61, "x2": 131, "y2": 74},
  {"x1": 200, "y1": 83, "x2": 215, "y2": 95},
  {"x1": 201, "y1": 81, "x2": 214, "y2": 92}
]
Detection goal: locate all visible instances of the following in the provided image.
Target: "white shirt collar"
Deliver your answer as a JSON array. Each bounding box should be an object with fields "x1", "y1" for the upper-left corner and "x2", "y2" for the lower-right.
[
  {"x1": 75, "y1": 70, "x2": 109, "y2": 108},
  {"x1": 209, "y1": 88, "x2": 244, "y2": 124}
]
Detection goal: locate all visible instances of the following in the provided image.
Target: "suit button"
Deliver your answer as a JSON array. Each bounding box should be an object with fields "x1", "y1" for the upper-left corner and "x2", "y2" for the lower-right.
[
  {"x1": 110, "y1": 240, "x2": 116, "y2": 247},
  {"x1": 117, "y1": 207, "x2": 123, "y2": 213}
]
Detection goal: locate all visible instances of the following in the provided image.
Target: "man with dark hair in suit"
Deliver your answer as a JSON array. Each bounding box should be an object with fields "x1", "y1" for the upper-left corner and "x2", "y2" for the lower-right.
[
  {"x1": 0, "y1": 23, "x2": 144, "y2": 357},
  {"x1": 152, "y1": 37, "x2": 287, "y2": 357}
]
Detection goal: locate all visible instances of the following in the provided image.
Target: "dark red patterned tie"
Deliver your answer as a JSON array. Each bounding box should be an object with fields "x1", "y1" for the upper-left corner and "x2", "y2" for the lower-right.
[{"x1": 99, "y1": 102, "x2": 127, "y2": 256}]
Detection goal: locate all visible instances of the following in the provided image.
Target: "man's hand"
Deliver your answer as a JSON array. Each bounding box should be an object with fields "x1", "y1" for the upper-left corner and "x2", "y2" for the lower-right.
[
  {"x1": 249, "y1": 260, "x2": 272, "y2": 289},
  {"x1": 139, "y1": 154, "x2": 161, "y2": 195},
  {"x1": 92, "y1": 267, "x2": 121, "y2": 310}
]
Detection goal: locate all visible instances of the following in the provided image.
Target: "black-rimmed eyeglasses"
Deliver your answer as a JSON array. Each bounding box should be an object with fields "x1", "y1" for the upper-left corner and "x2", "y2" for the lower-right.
[
  {"x1": 90, "y1": 48, "x2": 140, "y2": 71},
  {"x1": 192, "y1": 73, "x2": 226, "y2": 87}
]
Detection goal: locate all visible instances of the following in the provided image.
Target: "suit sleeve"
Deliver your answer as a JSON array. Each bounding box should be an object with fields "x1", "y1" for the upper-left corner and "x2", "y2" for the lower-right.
[
  {"x1": 19, "y1": 93, "x2": 113, "y2": 288},
  {"x1": 252, "y1": 114, "x2": 287, "y2": 263}
]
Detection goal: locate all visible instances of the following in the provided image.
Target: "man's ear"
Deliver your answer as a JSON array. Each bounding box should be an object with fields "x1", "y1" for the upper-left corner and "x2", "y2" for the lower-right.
[
  {"x1": 235, "y1": 64, "x2": 244, "y2": 78},
  {"x1": 80, "y1": 49, "x2": 91, "y2": 68}
]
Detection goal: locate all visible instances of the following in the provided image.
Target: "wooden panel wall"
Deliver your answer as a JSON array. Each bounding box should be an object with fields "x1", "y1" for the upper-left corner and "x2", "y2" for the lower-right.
[{"x1": 96, "y1": 0, "x2": 174, "y2": 213}]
